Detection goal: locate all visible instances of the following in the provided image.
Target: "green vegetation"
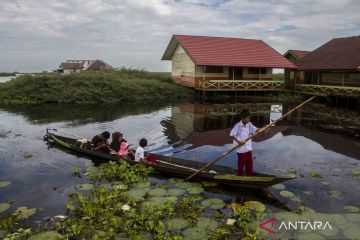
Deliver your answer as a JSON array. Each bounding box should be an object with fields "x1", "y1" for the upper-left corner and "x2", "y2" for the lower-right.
[
  {"x1": 272, "y1": 73, "x2": 284, "y2": 81},
  {"x1": 0, "y1": 159, "x2": 261, "y2": 239},
  {"x1": 0, "y1": 69, "x2": 193, "y2": 105},
  {"x1": 0, "y1": 72, "x2": 17, "y2": 77}
]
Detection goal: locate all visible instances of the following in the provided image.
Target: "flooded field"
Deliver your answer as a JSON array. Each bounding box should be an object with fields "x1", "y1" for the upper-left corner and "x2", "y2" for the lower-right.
[{"x1": 1, "y1": 98, "x2": 360, "y2": 239}]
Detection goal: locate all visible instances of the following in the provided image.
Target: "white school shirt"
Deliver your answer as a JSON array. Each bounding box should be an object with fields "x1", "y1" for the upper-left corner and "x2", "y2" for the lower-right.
[
  {"x1": 134, "y1": 146, "x2": 144, "y2": 162},
  {"x1": 230, "y1": 121, "x2": 257, "y2": 153}
]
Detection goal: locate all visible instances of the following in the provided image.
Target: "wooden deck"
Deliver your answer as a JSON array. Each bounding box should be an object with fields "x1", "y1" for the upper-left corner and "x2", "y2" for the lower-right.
[
  {"x1": 196, "y1": 80, "x2": 285, "y2": 91},
  {"x1": 294, "y1": 84, "x2": 360, "y2": 97}
]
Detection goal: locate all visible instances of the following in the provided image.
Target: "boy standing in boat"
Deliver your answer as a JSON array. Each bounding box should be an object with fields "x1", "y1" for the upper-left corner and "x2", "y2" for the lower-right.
[{"x1": 230, "y1": 109, "x2": 259, "y2": 176}]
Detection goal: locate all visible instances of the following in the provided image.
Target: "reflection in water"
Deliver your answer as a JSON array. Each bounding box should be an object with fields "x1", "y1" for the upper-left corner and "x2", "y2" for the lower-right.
[{"x1": 1, "y1": 99, "x2": 360, "y2": 221}]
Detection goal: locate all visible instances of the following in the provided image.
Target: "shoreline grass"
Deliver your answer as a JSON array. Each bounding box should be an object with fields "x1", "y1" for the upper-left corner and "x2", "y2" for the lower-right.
[{"x1": 0, "y1": 69, "x2": 194, "y2": 105}]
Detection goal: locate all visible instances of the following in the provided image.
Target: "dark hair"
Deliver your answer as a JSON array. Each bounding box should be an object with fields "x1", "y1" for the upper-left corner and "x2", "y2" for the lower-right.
[
  {"x1": 101, "y1": 131, "x2": 110, "y2": 139},
  {"x1": 112, "y1": 131, "x2": 121, "y2": 141},
  {"x1": 240, "y1": 109, "x2": 251, "y2": 118},
  {"x1": 139, "y1": 138, "x2": 147, "y2": 148}
]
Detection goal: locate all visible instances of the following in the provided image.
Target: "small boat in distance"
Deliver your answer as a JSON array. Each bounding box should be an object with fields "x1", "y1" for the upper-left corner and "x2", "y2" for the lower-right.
[{"x1": 45, "y1": 129, "x2": 295, "y2": 188}]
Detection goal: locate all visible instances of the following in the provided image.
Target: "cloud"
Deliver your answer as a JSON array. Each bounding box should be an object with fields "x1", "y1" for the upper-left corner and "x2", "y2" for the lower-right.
[{"x1": 0, "y1": 0, "x2": 359, "y2": 72}]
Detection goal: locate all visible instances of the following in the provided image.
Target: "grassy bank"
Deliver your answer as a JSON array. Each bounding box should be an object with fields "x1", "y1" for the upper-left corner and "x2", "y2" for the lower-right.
[{"x1": 0, "y1": 69, "x2": 193, "y2": 105}]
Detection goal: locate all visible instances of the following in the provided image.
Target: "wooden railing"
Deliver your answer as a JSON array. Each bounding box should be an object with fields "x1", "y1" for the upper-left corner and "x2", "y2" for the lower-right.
[
  {"x1": 295, "y1": 84, "x2": 360, "y2": 97},
  {"x1": 196, "y1": 80, "x2": 285, "y2": 91}
]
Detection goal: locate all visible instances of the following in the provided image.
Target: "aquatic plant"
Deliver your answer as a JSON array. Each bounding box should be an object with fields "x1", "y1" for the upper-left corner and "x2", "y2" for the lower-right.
[
  {"x1": 0, "y1": 203, "x2": 11, "y2": 213},
  {"x1": 23, "y1": 153, "x2": 33, "y2": 159},
  {"x1": 0, "y1": 181, "x2": 11, "y2": 188}
]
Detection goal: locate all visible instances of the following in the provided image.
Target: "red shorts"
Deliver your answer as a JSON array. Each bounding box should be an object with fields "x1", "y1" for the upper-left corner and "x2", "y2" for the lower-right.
[{"x1": 237, "y1": 151, "x2": 253, "y2": 176}]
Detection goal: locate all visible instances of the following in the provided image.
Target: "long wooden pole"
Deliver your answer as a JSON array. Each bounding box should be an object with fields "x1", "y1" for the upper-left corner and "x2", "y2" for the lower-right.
[{"x1": 185, "y1": 96, "x2": 316, "y2": 181}]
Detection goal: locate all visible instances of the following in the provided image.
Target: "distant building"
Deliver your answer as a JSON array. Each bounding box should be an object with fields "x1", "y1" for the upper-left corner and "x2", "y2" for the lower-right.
[
  {"x1": 161, "y1": 34, "x2": 296, "y2": 91},
  {"x1": 284, "y1": 50, "x2": 310, "y2": 64},
  {"x1": 285, "y1": 36, "x2": 360, "y2": 97},
  {"x1": 58, "y1": 60, "x2": 114, "y2": 74}
]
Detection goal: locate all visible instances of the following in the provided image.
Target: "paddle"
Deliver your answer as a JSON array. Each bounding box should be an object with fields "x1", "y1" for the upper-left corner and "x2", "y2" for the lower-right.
[{"x1": 185, "y1": 96, "x2": 316, "y2": 181}]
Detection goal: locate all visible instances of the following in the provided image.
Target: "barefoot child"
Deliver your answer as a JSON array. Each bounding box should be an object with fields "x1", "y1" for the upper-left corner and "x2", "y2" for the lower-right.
[
  {"x1": 230, "y1": 109, "x2": 260, "y2": 176},
  {"x1": 134, "y1": 138, "x2": 156, "y2": 164}
]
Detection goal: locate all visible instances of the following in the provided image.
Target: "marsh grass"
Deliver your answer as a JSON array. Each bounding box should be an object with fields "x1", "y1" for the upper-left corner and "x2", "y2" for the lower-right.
[{"x1": 0, "y1": 69, "x2": 193, "y2": 105}]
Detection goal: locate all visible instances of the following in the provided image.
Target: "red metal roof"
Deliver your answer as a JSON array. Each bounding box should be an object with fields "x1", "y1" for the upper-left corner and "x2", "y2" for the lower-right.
[
  {"x1": 162, "y1": 35, "x2": 297, "y2": 69},
  {"x1": 297, "y1": 36, "x2": 360, "y2": 70}
]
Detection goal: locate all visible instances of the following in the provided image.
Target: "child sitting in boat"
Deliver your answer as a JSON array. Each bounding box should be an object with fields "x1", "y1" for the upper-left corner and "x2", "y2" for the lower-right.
[
  {"x1": 134, "y1": 138, "x2": 156, "y2": 164},
  {"x1": 110, "y1": 132, "x2": 134, "y2": 159},
  {"x1": 230, "y1": 109, "x2": 260, "y2": 176},
  {"x1": 91, "y1": 131, "x2": 111, "y2": 153}
]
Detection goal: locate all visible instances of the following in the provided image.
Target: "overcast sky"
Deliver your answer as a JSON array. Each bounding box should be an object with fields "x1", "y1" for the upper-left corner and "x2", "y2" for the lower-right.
[{"x1": 0, "y1": 0, "x2": 359, "y2": 72}]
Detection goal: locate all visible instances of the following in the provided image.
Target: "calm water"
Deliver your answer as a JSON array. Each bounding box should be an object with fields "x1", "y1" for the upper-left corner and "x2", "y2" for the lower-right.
[{"x1": 1, "y1": 99, "x2": 360, "y2": 223}]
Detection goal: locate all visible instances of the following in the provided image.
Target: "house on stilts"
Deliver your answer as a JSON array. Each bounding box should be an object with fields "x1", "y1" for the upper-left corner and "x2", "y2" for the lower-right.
[
  {"x1": 161, "y1": 35, "x2": 297, "y2": 91},
  {"x1": 285, "y1": 36, "x2": 360, "y2": 98}
]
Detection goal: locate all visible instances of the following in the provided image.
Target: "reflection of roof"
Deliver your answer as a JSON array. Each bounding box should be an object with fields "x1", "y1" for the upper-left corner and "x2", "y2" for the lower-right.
[
  {"x1": 182, "y1": 126, "x2": 291, "y2": 148},
  {"x1": 283, "y1": 126, "x2": 360, "y2": 160},
  {"x1": 162, "y1": 35, "x2": 297, "y2": 69},
  {"x1": 297, "y1": 36, "x2": 360, "y2": 70}
]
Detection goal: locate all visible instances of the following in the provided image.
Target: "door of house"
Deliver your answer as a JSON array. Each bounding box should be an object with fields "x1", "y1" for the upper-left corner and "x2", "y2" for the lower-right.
[{"x1": 229, "y1": 67, "x2": 243, "y2": 80}]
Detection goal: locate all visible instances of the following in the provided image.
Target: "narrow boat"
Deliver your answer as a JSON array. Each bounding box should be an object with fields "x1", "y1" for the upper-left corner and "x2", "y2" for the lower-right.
[{"x1": 45, "y1": 130, "x2": 295, "y2": 188}]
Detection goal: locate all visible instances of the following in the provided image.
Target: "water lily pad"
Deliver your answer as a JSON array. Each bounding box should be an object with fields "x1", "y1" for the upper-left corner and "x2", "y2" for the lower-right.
[
  {"x1": 330, "y1": 190, "x2": 342, "y2": 199},
  {"x1": 75, "y1": 183, "x2": 94, "y2": 191},
  {"x1": 169, "y1": 178, "x2": 184, "y2": 183},
  {"x1": 303, "y1": 191, "x2": 313, "y2": 195},
  {"x1": 175, "y1": 181, "x2": 194, "y2": 188},
  {"x1": 280, "y1": 190, "x2": 294, "y2": 198},
  {"x1": 0, "y1": 181, "x2": 11, "y2": 188},
  {"x1": 351, "y1": 170, "x2": 360, "y2": 176},
  {"x1": 320, "y1": 225, "x2": 339, "y2": 237},
  {"x1": 201, "y1": 181, "x2": 218, "y2": 187},
  {"x1": 320, "y1": 181, "x2": 330, "y2": 185},
  {"x1": 344, "y1": 205, "x2": 360, "y2": 213},
  {"x1": 148, "y1": 188, "x2": 167, "y2": 197},
  {"x1": 342, "y1": 223, "x2": 360, "y2": 239},
  {"x1": 13, "y1": 206, "x2": 37, "y2": 219},
  {"x1": 23, "y1": 153, "x2": 33, "y2": 159},
  {"x1": 201, "y1": 198, "x2": 225, "y2": 209},
  {"x1": 197, "y1": 217, "x2": 218, "y2": 230},
  {"x1": 182, "y1": 227, "x2": 207, "y2": 240},
  {"x1": 186, "y1": 186, "x2": 204, "y2": 194},
  {"x1": 168, "y1": 188, "x2": 185, "y2": 196},
  {"x1": 244, "y1": 201, "x2": 266, "y2": 213},
  {"x1": 346, "y1": 213, "x2": 360, "y2": 223},
  {"x1": 0, "y1": 230, "x2": 8, "y2": 239},
  {"x1": 272, "y1": 183, "x2": 285, "y2": 190},
  {"x1": 167, "y1": 218, "x2": 189, "y2": 230},
  {"x1": 166, "y1": 196, "x2": 178, "y2": 202},
  {"x1": 298, "y1": 206, "x2": 316, "y2": 216},
  {"x1": 0, "y1": 202, "x2": 11, "y2": 213},
  {"x1": 29, "y1": 231, "x2": 62, "y2": 240},
  {"x1": 329, "y1": 214, "x2": 348, "y2": 226},
  {"x1": 125, "y1": 188, "x2": 149, "y2": 200},
  {"x1": 275, "y1": 212, "x2": 300, "y2": 222},
  {"x1": 133, "y1": 181, "x2": 151, "y2": 188},
  {"x1": 310, "y1": 171, "x2": 322, "y2": 178},
  {"x1": 290, "y1": 196, "x2": 302, "y2": 203},
  {"x1": 142, "y1": 197, "x2": 168, "y2": 209}
]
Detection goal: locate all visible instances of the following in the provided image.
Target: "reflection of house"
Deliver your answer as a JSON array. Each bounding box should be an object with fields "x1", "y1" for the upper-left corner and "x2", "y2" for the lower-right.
[
  {"x1": 165, "y1": 103, "x2": 287, "y2": 148},
  {"x1": 285, "y1": 36, "x2": 360, "y2": 97},
  {"x1": 161, "y1": 35, "x2": 296, "y2": 90},
  {"x1": 58, "y1": 60, "x2": 114, "y2": 74}
]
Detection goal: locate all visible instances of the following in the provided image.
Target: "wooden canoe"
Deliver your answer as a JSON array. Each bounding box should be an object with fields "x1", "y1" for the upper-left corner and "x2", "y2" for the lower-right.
[{"x1": 45, "y1": 130, "x2": 295, "y2": 188}]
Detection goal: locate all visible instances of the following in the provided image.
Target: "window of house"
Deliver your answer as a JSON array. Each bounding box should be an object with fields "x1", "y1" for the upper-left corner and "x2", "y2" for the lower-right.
[
  {"x1": 248, "y1": 68, "x2": 266, "y2": 74},
  {"x1": 204, "y1": 66, "x2": 223, "y2": 73}
]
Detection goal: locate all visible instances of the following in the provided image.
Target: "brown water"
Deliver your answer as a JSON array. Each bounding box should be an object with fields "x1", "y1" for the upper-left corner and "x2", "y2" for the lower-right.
[{"x1": 1, "y1": 99, "x2": 360, "y2": 232}]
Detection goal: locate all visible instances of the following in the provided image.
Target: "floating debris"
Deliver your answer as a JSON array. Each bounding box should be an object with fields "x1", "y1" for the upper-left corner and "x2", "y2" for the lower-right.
[
  {"x1": 201, "y1": 198, "x2": 225, "y2": 210},
  {"x1": 330, "y1": 190, "x2": 342, "y2": 199},
  {"x1": 320, "y1": 181, "x2": 330, "y2": 185},
  {"x1": 75, "y1": 183, "x2": 94, "y2": 191},
  {"x1": 0, "y1": 181, "x2": 11, "y2": 188},
  {"x1": 226, "y1": 218, "x2": 236, "y2": 225},
  {"x1": 303, "y1": 191, "x2": 313, "y2": 195}
]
